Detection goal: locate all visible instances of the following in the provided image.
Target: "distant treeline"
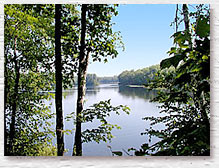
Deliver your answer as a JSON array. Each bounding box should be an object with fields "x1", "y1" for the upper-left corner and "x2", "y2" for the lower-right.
[
  {"x1": 86, "y1": 74, "x2": 119, "y2": 86},
  {"x1": 73, "y1": 64, "x2": 159, "y2": 87},
  {"x1": 86, "y1": 74, "x2": 99, "y2": 86},
  {"x1": 118, "y1": 64, "x2": 160, "y2": 86},
  {"x1": 97, "y1": 76, "x2": 118, "y2": 84},
  {"x1": 73, "y1": 74, "x2": 119, "y2": 86}
]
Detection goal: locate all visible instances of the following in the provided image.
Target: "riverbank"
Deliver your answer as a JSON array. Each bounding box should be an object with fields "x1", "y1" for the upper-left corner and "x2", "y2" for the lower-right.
[{"x1": 122, "y1": 84, "x2": 164, "y2": 91}]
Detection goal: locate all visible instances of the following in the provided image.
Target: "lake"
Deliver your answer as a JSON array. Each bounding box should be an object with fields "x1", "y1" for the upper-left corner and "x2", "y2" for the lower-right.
[{"x1": 47, "y1": 84, "x2": 163, "y2": 156}]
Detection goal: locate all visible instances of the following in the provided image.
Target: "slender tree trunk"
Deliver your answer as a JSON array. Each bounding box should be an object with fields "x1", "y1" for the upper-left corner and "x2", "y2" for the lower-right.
[
  {"x1": 182, "y1": 4, "x2": 189, "y2": 30},
  {"x1": 73, "y1": 4, "x2": 88, "y2": 156},
  {"x1": 175, "y1": 4, "x2": 179, "y2": 32},
  {"x1": 9, "y1": 36, "x2": 20, "y2": 155},
  {"x1": 182, "y1": 4, "x2": 192, "y2": 47},
  {"x1": 4, "y1": 47, "x2": 9, "y2": 155},
  {"x1": 55, "y1": 4, "x2": 64, "y2": 156}
]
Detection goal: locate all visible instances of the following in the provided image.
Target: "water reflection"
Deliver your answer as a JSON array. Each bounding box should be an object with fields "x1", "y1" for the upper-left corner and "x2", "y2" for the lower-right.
[
  {"x1": 62, "y1": 89, "x2": 76, "y2": 97},
  {"x1": 45, "y1": 84, "x2": 161, "y2": 156},
  {"x1": 119, "y1": 86, "x2": 157, "y2": 100},
  {"x1": 86, "y1": 87, "x2": 99, "y2": 96},
  {"x1": 62, "y1": 84, "x2": 119, "y2": 97}
]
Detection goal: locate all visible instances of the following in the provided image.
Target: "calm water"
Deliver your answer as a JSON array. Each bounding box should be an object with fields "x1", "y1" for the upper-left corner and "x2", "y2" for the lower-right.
[{"x1": 47, "y1": 84, "x2": 163, "y2": 156}]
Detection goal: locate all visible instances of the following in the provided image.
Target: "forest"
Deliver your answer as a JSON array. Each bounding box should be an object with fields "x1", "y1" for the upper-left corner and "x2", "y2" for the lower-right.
[
  {"x1": 78, "y1": 65, "x2": 159, "y2": 87},
  {"x1": 4, "y1": 4, "x2": 210, "y2": 156},
  {"x1": 118, "y1": 64, "x2": 159, "y2": 86},
  {"x1": 74, "y1": 74, "x2": 118, "y2": 86}
]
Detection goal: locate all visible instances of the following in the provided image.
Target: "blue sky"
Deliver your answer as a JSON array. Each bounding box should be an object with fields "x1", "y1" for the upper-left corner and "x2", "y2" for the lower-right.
[{"x1": 88, "y1": 4, "x2": 176, "y2": 77}]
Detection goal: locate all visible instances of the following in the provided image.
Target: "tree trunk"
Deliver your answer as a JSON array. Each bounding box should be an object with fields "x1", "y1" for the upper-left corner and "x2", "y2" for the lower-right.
[
  {"x1": 4, "y1": 46, "x2": 9, "y2": 155},
  {"x1": 182, "y1": 4, "x2": 192, "y2": 48},
  {"x1": 182, "y1": 4, "x2": 189, "y2": 30},
  {"x1": 9, "y1": 36, "x2": 20, "y2": 155},
  {"x1": 73, "y1": 4, "x2": 88, "y2": 156},
  {"x1": 55, "y1": 4, "x2": 64, "y2": 156}
]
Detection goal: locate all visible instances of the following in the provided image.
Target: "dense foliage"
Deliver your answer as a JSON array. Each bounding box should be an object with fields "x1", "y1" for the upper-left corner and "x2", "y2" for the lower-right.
[
  {"x1": 4, "y1": 4, "x2": 56, "y2": 155},
  {"x1": 118, "y1": 65, "x2": 159, "y2": 86},
  {"x1": 134, "y1": 4, "x2": 210, "y2": 156}
]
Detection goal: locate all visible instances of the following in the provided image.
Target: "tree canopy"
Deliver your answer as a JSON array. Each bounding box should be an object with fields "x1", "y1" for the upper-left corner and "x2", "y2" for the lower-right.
[
  {"x1": 4, "y1": 4, "x2": 56, "y2": 156},
  {"x1": 118, "y1": 65, "x2": 159, "y2": 86}
]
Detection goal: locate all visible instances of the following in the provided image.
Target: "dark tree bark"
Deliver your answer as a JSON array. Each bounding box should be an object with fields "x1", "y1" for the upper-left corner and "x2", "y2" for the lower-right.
[
  {"x1": 55, "y1": 4, "x2": 64, "y2": 156},
  {"x1": 182, "y1": 4, "x2": 189, "y2": 31},
  {"x1": 73, "y1": 4, "x2": 88, "y2": 156},
  {"x1": 9, "y1": 35, "x2": 20, "y2": 155},
  {"x1": 175, "y1": 4, "x2": 179, "y2": 32},
  {"x1": 182, "y1": 4, "x2": 193, "y2": 50}
]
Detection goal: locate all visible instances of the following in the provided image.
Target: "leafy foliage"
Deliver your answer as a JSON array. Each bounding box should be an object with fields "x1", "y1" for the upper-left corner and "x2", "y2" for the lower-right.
[
  {"x1": 85, "y1": 4, "x2": 124, "y2": 62},
  {"x1": 81, "y1": 99, "x2": 130, "y2": 143},
  {"x1": 65, "y1": 100, "x2": 130, "y2": 144},
  {"x1": 60, "y1": 4, "x2": 80, "y2": 89},
  {"x1": 4, "y1": 4, "x2": 56, "y2": 156},
  {"x1": 136, "y1": 4, "x2": 210, "y2": 156}
]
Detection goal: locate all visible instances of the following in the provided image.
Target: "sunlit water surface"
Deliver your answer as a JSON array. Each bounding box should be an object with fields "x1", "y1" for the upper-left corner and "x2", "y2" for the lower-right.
[{"x1": 45, "y1": 84, "x2": 163, "y2": 156}]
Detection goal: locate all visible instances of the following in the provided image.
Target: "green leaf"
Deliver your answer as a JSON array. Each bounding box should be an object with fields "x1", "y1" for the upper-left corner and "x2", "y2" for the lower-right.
[
  {"x1": 196, "y1": 16, "x2": 210, "y2": 38},
  {"x1": 160, "y1": 54, "x2": 184, "y2": 69},
  {"x1": 167, "y1": 47, "x2": 177, "y2": 55},
  {"x1": 202, "y1": 55, "x2": 208, "y2": 60}
]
